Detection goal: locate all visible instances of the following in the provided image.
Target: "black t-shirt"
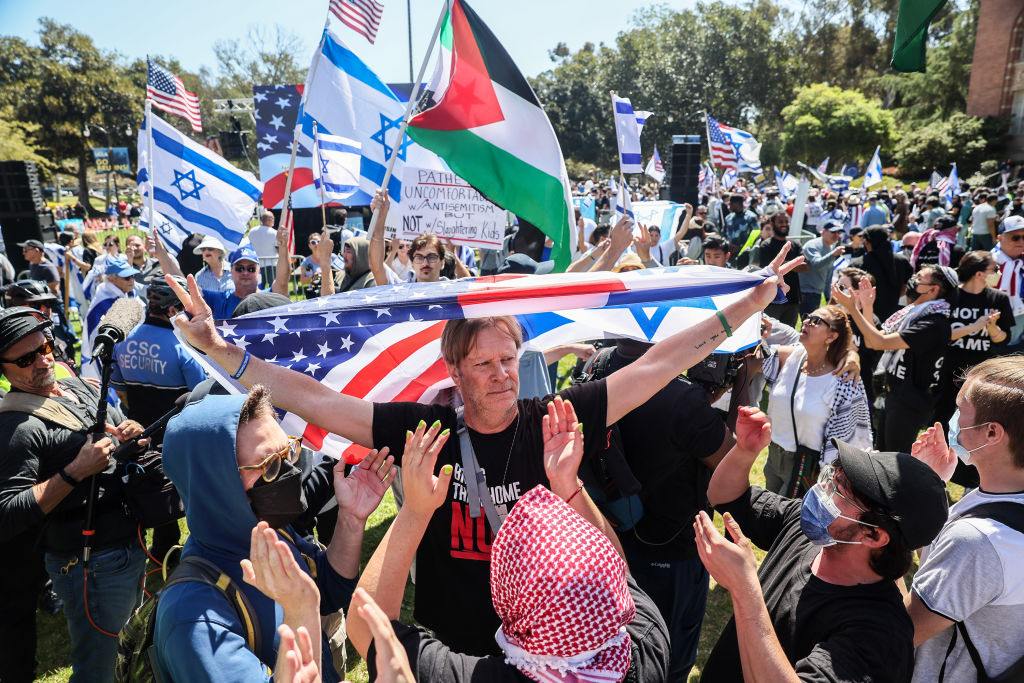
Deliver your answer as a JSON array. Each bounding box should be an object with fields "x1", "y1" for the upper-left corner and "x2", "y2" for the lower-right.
[
  {"x1": 913, "y1": 242, "x2": 964, "y2": 271},
  {"x1": 757, "y1": 239, "x2": 804, "y2": 305},
  {"x1": 30, "y1": 259, "x2": 60, "y2": 284},
  {"x1": 888, "y1": 312, "x2": 951, "y2": 400},
  {"x1": 846, "y1": 311, "x2": 880, "y2": 387},
  {"x1": 944, "y1": 287, "x2": 1014, "y2": 374},
  {"x1": 606, "y1": 353, "x2": 726, "y2": 561},
  {"x1": 371, "y1": 379, "x2": 608, "y2": 656},
  {"x1": 701, "y1": 487, "x2": 914, "y2": 682},
  {"x1": 854, "y1": 253, "x2": 913, "y2": 321},
  {"x1": 367, "y1": 575, "x2": 670, "y2": 683}
]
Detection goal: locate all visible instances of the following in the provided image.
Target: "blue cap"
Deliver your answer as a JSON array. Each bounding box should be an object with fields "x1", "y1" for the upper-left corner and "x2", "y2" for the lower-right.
[
  {"x1": 229, "y1": 245, "x2": 259, "y2": 266},
  {"x1": 104, "y1": 257, "x2": 140, "y2": 278}
]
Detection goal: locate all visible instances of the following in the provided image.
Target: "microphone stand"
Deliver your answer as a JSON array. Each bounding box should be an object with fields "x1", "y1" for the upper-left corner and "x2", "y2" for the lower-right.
[{"x1": 82, "y1": 335, "x2": 117, "y2": 565}]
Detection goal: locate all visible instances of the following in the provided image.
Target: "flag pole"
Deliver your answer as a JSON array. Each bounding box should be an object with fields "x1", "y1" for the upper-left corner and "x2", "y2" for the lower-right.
[
  {"x1": 278, "y1": 22, "x2": 331, "y2": 256},
  {"x1": 145, "y1": 100, "x2": 155, "y2": 250},
  {"x1": 313, "y1": 121, "x2": 327, "y2": 230},
  {"x1": 368, "y1": 0, "x2": 448, "y2": 239}
]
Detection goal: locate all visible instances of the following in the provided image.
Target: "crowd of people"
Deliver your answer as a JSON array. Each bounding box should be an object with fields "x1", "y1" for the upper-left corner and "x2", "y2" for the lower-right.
[{"x1": 0, "y1": 171, "x2": 1021, "y2": 683}]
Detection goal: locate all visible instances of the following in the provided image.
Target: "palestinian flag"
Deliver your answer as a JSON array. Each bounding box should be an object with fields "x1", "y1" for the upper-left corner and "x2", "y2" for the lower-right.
[{"x1": 406, "y1": 0, "x2": 574, "y2": 270}]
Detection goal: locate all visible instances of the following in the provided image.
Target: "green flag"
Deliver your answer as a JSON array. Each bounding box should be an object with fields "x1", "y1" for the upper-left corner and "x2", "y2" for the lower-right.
[{"x1": 891, "y1": 0, "x2": 949, "y2": 72}]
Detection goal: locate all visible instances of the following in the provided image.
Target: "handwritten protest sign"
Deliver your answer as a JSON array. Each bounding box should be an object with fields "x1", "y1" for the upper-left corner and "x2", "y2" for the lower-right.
[{"x1": 385, "y1": 168, "x2": 505, "y2": 249}]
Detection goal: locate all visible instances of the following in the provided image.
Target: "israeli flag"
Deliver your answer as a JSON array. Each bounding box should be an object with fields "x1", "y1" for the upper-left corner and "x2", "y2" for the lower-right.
[
  {"x1": 137, "y1": 109, "x2": 262, "y2": 251},
  {"x1": 313, "y1": 127, "x2": 361, "y2": 201},
  {"x1": 863, "y1": 146, "x2": 883, "y2": 188},
  {"x1": 635, "y1": 110, "x2": 654, "y2": 138},
  {"x1": 614, "y1": 180, "x2": 636, "y2": 230},
  {"x1": 298, "y1": 29, "x2": 444, "y2": 202},
  {"x1": 944, "y1": 162, "x2": 960, "y2": 206},
  {"x1": 612, "y1": 94, "x2": 643, "y2": 174},
  {"x1": 722, "y1": 168, "x2": 739, "y2": 190},
  {"x1": 774, "y1": 167, "x2": 798, "y2": 199},
  {"x1": 139, "y1": 209, "x2": 190, "y2": 257},
  {"x1": 818, "y1": 157, "x2": 830, "y2": 174}
]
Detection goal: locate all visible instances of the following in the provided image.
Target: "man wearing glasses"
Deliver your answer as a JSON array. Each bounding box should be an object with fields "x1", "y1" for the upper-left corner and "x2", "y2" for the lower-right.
[
  {"x1": 152, "y1": 384, "x2": 394, "y2": 682},
  {"x1": 694, "y1": 406, "x2": 948, "y2": 682},
  {"x1": 992, "y1": 215, "x2": 1024, "y2": 352},
  {"x1": 153, "y1": 242, "x2": 263, "y2": 319},
  {"x1": 0, "y1": 307, "x2": 146, "y2": 683}
]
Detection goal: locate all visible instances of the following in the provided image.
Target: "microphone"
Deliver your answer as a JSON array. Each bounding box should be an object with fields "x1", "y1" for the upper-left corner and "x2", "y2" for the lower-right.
[{"x1": 93, "y1": 296, "x2": 145, "y2": 357}]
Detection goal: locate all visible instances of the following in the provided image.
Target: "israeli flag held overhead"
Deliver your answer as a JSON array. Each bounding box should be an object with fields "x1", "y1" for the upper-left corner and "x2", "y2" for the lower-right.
[
  {"x1": 944, "y1": 162, "x2": 960, "y2": 206},
  {"x1": 313, "y1": 127, "x2": 362, "y2": 201},
  {"x1": 139, "y1": 209, "x2": 190, "y2": 256},
  {"x1": 612, "y1": 93, "x2": 644, "y2": 174},
  {"x1": 863, "y1": 146, "x2": 883, "y2": 188},
  {"x1": 137, "y1": 109, "x2": 262, "y2": 251},
  {"x1": 298, "y1": 29, "x2": 445, "y2": 202}
]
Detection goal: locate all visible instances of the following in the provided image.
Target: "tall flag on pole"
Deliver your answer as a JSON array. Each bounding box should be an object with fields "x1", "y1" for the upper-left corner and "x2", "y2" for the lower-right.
[
  {"x1": 818, "y1": 157, "x2": 830, "y2": 174},
  {"x1": 137, "y1": 109, "x2": 263, "y2": 250},
  {"x1": 613, "y1": 180, "x2": 634, "y2": 226},
  {"x1": 406, "y1": 0, "x2": 575, "y2": 271},
  {"x1": 722, "y1": 168, "x2": 739, "y2": 190},
  {"x1": 863, "y1": 146, "x2": 883, "y2": 188},
  {"x1": 705, "y1": 114, "x2": 762, "y2": 174},
  {"x1": 612, "y1": 94, "x2": 643, "y2": 174},
  {"x1": 190, "y1": 267, "x2": 769, "y2": 461},
  {"x1": 329, "y1": 0, "x2": 385, "y2": 44},
  {"x1": 147, "y1": 61, "x2": 202, "y2": 132},
  {"x1": 891, "y1": 0, "x2": 948, "y2": 72},
  {"x1": 645, "y1": 147, "x2": 665, "y2": 183},
  {"x1": 929, "y1": 169, "x2": 946, "y2": 194},
  {"x1": 312, "y1": 127, "x2": 362, "y2": 201},
  {"x1": 774, "y1": 167, "x2": 797, "y2": 200},
  {"x1": 944, "y1": 163, "x2": 960, "y2": 205}
]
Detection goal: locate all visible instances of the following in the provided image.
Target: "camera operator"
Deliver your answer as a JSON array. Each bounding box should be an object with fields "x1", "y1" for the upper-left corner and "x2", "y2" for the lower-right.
[{"x1": 0, "y1": 307, "x2": 147, "y2": 683}]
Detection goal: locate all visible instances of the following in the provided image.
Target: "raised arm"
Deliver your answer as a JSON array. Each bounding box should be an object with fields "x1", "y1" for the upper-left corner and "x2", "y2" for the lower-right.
[
  {"x1": 706, "y1": 406, "x2": 772, "y2": 506},
  {"x1": 271, "y1": 228, "x2": 291, "y2": 296},
  {"x1": 166, "y1": 274, "x2": 375, "y2": 446},
  {"x1": 605, "y1": 243, "x2": 804, "y2": 425},
  {"x1": 149, "y1": 232, "x2": 184, "y2": 278},
  {"x1": 313, "y1": 229, "x2": 335, "y2": 297},
  {"x1": 591, "y1": 217, "x2": 634, "y2": 272},
  {"x1": 368, "y1": 190, "x2": 391, "y2": 288},
  {"x1": 831, "y1": 283, "x2": 907, "y2": 351}
]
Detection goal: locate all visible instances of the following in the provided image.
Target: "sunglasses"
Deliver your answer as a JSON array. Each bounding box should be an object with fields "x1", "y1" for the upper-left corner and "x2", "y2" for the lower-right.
[
  {"x1": 233, "y1": 264, "x2": 258, "y2": 273},
  {"x1": 238, "y1": 436, "x2": 302, "y2": 483},
  {"x1": 2, "y1": 340, "x2": 53, "y2": 368},
  {"x1": 1006, "y1": 233, "x2": 1024, "y2": 242},
  {"x1": 803, "y1": 314, "x2": 831, "y2": 329},
  {"x1": 309, "y1": 240, "x2": 321, "y2": 246}
]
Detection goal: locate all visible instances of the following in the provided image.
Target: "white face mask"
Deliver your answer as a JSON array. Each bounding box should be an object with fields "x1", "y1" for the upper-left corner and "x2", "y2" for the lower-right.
[{"x1": 986, "y1": 271, "x2": 1001, "y2": 288}]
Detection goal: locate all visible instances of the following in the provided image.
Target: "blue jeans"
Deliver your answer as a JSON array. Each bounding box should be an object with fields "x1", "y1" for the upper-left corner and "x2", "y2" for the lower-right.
[
  {"x1": 45, "y1": 544, "x2": 145, "y2": 683},
  {"x1": 625, "y1": 553, "x2": 709, "y2": 679}
]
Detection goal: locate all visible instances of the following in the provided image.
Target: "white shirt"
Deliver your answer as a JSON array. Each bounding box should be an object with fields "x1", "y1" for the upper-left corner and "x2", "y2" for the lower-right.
[
  {"x1": 767, "y1": 346, "x2": 837, "y2": 454},
  {"x1": 972, "y1": 202, "x2": 997, "y2": 238},
  {"x1": 248, "y1": 224, "x2": 278, "y2": 266}
]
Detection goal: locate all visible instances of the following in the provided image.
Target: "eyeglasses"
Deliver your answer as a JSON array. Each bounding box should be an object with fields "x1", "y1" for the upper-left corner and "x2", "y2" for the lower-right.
[
  {"x1": 398, "y1": 244, "x2": 408, "y2": 250},
  {"x1": 105, "y1": 242, "x2": 118, "y2": 247},
  {"x1": 238, "y1": 436, "x2": 302, "y2": 482},
  {"x1": 412, "y1": 253, "x2": 440, "y2": 265},
  {"x1": 1, "y1": 340, "x2": 53, "y2": 368},
  {"x1": 817, "y1": 465, "x2": 878, "y2": 524},
  {"x1": 233, "y1": 264, "x2": 258, "y2": 273},
  {"x1": 803, "y1": 314, "x2": 831, "y2": 329}
]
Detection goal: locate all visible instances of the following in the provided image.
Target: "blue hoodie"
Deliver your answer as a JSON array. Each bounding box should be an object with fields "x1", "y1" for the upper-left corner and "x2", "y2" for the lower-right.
[{"x1": 154, "y1": 394, "x2": 354, "y2": 682}]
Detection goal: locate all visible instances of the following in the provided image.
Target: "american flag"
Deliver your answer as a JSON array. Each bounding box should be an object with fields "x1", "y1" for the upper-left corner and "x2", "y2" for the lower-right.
[
  {"x1": 147, "y1": 61, "x2": 202, "y2": 133},
  {"x1": 185, "y1": 267, "x2": 772, "y2": 462},
  {"x1": 254, "y1": 84, "x2": 314, "y2": 210},
  {"x1": 329, "y1": 0, "x2": 385, "y2": 44},
  {"x1": 706, "y1": 115, "x2": 738, "y2": 170}
]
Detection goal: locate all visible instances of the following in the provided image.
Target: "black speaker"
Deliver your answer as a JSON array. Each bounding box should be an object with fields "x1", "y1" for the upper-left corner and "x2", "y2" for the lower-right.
[
  {"x1": 668, "y1": 135, "x2": 701, "y2": 207},
  {"x1": 218, "y1": 131, "x2": 250, "y2": 160},
  {"x1": 0, "y1": 161, "x2": 45, "y2": 215},
  {"x1": 2, "y1": 213, "x2": 57, "y2": 275}
]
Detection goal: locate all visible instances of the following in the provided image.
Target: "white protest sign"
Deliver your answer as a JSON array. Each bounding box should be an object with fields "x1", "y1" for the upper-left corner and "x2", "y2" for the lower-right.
[{"x1": 385, "y1": 168, "x2": 505, "y2": 249}]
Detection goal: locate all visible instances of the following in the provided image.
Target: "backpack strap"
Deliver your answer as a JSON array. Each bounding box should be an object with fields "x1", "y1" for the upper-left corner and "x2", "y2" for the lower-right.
[
  {"x1": 162, "y1": 556, "x2": 263, "y2": 657},
  {"x1": 455, "y1": 406, "x2": 506, "y2": 532},
  {"x1": 0, "y1": 390, "x2": 86, "y2": 431}
]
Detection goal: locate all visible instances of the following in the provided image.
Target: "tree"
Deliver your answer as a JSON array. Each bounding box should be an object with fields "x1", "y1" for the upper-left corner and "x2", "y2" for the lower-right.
[
  {"x1": 0, "y1": 107, "x2": 50, "y2": 167},
  {"x1": 780, "y1": 84, "x2": 895, "y2": 166},
  {"x1": 894, "y1": 113, "x2": 1002, "y2": 177},
  {"x1": 213, "y1": 25, "x2": 309, "y2": 96}
]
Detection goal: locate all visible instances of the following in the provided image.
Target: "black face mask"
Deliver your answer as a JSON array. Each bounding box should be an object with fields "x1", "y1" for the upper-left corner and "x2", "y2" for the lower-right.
[
  {"x1": 905, "y1": 278, "x2": 927, "y2": 304},
  {"x1": 248, "y1": 455, "x2": 309, "y2": 529}
]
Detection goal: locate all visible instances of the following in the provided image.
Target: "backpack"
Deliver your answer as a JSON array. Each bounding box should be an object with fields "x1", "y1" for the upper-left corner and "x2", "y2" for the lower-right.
[
  {"x1": 572, "y1": 347, "x2": 645, "y2": 530},
  {"x1": 114, "y1": 555, "x2": 261, "y2": 683}
]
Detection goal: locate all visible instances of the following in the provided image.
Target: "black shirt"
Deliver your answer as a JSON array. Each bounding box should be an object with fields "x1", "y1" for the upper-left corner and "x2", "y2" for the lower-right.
[
  {"x1": 854, "y1": 253, "x2": 913, "y2": 321},
  {"x1": 0, "y1": 378, "x2": 134, "y2": 554},
  {"x1": 371, "y1": 379, "x2": 608, "y2": 656},
  {"x1": 701, "y1": 487, "x2": 914, "y2": 682},
  {"x1": 944, "y1": 287, "x2": 1014, "y2": 373},
  {"x1": 913, "y1": 242, "x2": 964, "y2": 271},
  {"x1": 29, "y1": 259, "x2": 60, "y2": 285},
  {"x1": 757, "y1": 239, "x2": 804, "y2": 305},
  {"x1": 888, "y1": 312, "x2": 951, "y2": 401},
  {"x1": 606, "y1": 352, "x2": 726, "y2": 561},
  {"x1": 846, "y1": 311, "x2": 881, "y2": 389},
  {"x1": 367, "y1": 575, "x2": 670, "y2": 683}
]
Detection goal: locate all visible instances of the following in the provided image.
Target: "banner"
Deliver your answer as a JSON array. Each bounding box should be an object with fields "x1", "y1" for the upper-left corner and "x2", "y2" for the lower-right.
[
  {"x1": 91, "y1": 147, "x2": 132, "y2": 175},
  {"x1": 384, "y1": 168, "x2": 505, "y2": 249},
  {"x1": 633, "y1": 200, "x2": 684, "y2": 245}
]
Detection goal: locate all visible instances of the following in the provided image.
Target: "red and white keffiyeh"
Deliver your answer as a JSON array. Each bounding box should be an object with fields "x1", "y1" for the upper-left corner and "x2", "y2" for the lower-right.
[
  {"x1": 490, "y1": 485, "x2": 635, "y2": 683},
  {"x1": 910, "y1": 224, "x2": 958, "y2": 269}
]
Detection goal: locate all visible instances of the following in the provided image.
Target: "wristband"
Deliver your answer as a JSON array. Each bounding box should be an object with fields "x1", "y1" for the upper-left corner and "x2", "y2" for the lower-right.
[
  {"x1": 59, "y1": 468, "x2": 79, "y2": 487},
  {"x1": 566, "y1": 480, "x2": 585, "y2": 504},
  {"x1": 232, "y1": 350, "x2": 251, "y2": 380},
  {"x1": 588, "y1": 251, "x2": 596, "y2": 261},
  {"x1": 716, "y1": 310, "x2": 733, "y2": 337}
]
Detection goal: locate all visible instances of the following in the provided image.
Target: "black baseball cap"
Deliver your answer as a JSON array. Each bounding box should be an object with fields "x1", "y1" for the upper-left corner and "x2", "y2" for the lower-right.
[
  {"x1": 17, "y1": 239, "x2": 44, "y2": 250},
  {"x1": 497, "y1": 253, "x2": 554, "y2": 275},
  {"x1": 0, "y1": 306, "x2": 52, "y2": 356},
  {"x1": 832, "y1": 439, "x2": 948, "y2": 549}
]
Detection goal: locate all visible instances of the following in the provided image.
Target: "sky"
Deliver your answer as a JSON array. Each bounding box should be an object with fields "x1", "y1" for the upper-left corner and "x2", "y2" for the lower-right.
[{"x1": 0, "y1": 0, "x2": 691, "y2": 84}]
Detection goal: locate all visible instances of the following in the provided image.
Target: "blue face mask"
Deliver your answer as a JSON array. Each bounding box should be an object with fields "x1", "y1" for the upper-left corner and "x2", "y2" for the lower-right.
[
  {"x1": 799, "y1": 482, "x2": 879, "y2": 547},
  {"x1": 948, "y1": 408, "x2": 990, "y2": 465}
]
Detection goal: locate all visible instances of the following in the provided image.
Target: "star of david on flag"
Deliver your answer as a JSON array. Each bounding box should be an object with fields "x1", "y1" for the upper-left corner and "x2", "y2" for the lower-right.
[
  {"x1": 171, "y1": 169, "x2": 205, "y2": 201},
  {"x1": 180, "y1": 266, "x2": 776, "y2": 463},
  {"x1": 312, "y1": 125, "x2": 362, "y2": 202}
]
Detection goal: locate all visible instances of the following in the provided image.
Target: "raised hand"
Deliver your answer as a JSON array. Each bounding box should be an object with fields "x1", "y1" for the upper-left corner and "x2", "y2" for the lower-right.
[
  {"x1": 274, "y1": 625, "x2": 321, "y2": 683},
  {"x1": 911, "y1": 423, "x2": 956, "y2": 483},
  {"x1": 855, "y1": 276, "x2": 876, "y2": 311},
  {"x1": 542, "y1": 397, "x2": 584, "y2": 500},
  {"x1": 830, "y1": 282, "x2": 857, "y2": 312},
  {"x1": 401, "y1": 420, "x2": 453, "y2": 518},
  {"x1": 241, "y1": 522, "x2": 320, "y2": 613},
  {"x1": 351, "y1": 588, "x2": 416, "y2": 683},
  {"x1": 734, "y1": 405, "x2": 772, "y2": 455},
  {"x1": 165, "y1": 273, "x2": 222, "y2": 353},
  {"x1": 694, "y1": 511, "x2": 759, "y2": 594},
  {"x1": 750, "y1": 242, "x2": 803, "y2": 309},
  {"x1": 334, "y1": 447, "x2": 396, "y2": 523}
]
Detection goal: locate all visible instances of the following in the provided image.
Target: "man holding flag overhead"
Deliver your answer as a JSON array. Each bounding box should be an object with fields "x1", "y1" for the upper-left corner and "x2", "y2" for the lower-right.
[{"x1": 166, "y1": 240, "x2": 805, "y2": 656}]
